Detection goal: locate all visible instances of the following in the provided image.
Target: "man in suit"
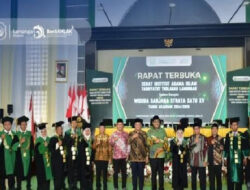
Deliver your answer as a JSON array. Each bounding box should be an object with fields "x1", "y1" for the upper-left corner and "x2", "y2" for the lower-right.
[{"x1": 189, "y1": 118, "x2": 208, "y2": 190}]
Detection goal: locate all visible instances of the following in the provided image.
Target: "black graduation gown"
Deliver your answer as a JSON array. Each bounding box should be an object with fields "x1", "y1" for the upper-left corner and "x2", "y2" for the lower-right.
[
  {"x1": 243, "y1": 131, "x2": 250, "y2": 184},
  {"x1": 64, "y1": 131, "x2": 78, "y2": 172},
  {"x1": 48, "y1": 136, "x2": 66, "y2": 179},
  {"x1": 64, "y1": 130, "x2": 80, "y2": 189},
  {"x1": 35, "y1": 142, "x2": 46, "y2": 182},
  {"x1": 170, "y1": 139, "x2": 189, "y2": 189},
  {"x1": 77, "y1": 138, "x2": 94, "y2": 190},
  {"x1": 15, "y1": 135, "x2": 34, "y2": 179},
  {"x1": 246, "y1": 157, "x2": 250, "y2": 184}
]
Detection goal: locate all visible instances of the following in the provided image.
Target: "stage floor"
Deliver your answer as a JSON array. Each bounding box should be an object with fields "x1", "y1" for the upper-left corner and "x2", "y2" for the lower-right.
[{"x1": 17, "y1": 176, "x2": 248, "y2": 190}]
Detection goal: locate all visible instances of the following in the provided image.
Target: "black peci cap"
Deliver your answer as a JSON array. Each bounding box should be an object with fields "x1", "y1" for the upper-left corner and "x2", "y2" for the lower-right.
[
  {"x1": 213, "y1": 119, "x2": 222, "y2": 126},
  {"x1": 211, "y1": 123, "x2": 219, "y2": 128},
  {"x1": 150, "y1": 115, "x2": 162, "y2": 126},
  {"x1": 133, "y1": 118, "x2": 143, "y2": 128},
  {"x1": 151, "y1": 115, "x2": 160, "y2": 121},
  {"x1": 99, "y1": 122, "x2": 105, "y2": 127},
  {"x1": 116, "y1": 118, "x2": 124, "y2": 124}
]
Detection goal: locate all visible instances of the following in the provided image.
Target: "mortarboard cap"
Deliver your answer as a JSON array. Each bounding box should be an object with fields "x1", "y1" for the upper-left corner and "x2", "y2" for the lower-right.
[
  {"x1": 193, "y1": 118, "x2": 202, "y2": 128},
  {"x1": 174, "y1": 124, "x2": 185, "y2": 132},
  {"x1": 68, "y1": 116, "x2": 77, "y2": 123},
  {"x1": 82, "y1": 122, "x2": 91, "y2": 130},
  {"x1": 17, "y1": 116, "x2": 29, "y2": 125},
  {"x1": 2, "y1": 116, "x2": 14, "y2": 124},
  {"x1": 229, "y1": 117, "x2": 240, "y2": 125},
  {"x1": 180, "y1": 118, "x2": 189, "y2": 128},
  {"x1": 37, "y1": 123, "x2": 48, "y2": 130},
  {"x1": 52, "y1": 121, "x2": 64, "y2": 128}
]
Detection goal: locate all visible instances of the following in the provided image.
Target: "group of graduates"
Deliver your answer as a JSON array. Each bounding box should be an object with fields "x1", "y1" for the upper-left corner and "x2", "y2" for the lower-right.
[
  {"x1": 0, "y1": 115, "x2": 93, "y2": 190},
  {"x1": 0, "y1": 114, "x2": 249, "y2": 190}
]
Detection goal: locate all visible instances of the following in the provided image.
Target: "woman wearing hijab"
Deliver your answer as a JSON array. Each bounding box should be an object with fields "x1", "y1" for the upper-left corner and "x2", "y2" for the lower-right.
[
  {"x1": 170, "y1": 118, "x2": 189, "y2": 190},
  {"x1": 78, "y1": 123, "x2": 94, "y2": 190},
  {"x1": 35, "y1": 123, "x2": 52, "y2": 190}
]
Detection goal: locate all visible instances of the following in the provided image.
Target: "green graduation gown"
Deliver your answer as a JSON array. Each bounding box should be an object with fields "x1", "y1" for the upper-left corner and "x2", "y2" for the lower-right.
[
  {"x1": 224, "y1": 131, "x2": 248, "y2": 183},
  {"x1": 0, "y1": 130, "x2": 19, "y2": 176},
  {"x1": 35, "y1": 136, "x2": 52, "y2": 180},
  {"x1": 15, "y1": 130, "x2": 34, "y2": 177}
]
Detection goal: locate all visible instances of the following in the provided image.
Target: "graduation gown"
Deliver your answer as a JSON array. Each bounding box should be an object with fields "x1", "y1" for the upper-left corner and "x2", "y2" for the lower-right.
[
  {"x1": 48, "y1": 135, "x2": 66, "y2": 179},
  {"x1": 35, "y1": 136, "x2": 52, "y2": 181},
  {"x1": 64, "y1": 129, "x2": 81, "y2": 169},
  {"x1": 170, "y1": 138, "x2": 189, "y2": 189},
  {"x1": 224, "y1": 131, "x2": 248, "y2": 183},
  {"x1": 64, "y1": 128, "x2": 82, "y2": 189},
  {"x1": 77, "y1": 137, "x2": 94, "y2": 190},
  {"x1": 0, "y1": 130, "x2": 19, "y2": 177},
  {"x1": 243, "y1": 130, "x2": 250, "y2": 183},
  {"x1": 15, "y1": 131, "x2": 34, "y2": 179}
]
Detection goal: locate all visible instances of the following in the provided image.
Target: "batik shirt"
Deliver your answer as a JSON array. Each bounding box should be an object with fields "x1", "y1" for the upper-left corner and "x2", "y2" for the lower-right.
[
  {"x1": 207, "y1": 135, "x2": 224, "y2": 166},
  {"x1": 110, "y1": 130, "x2": 129, "y2": 159},
  {"x1": 93, "y1": 133, "x2": 111, "y2": 161},
  {"x1": 128, "y1": 130, "x2": 148, "y2": 162},
  {"x1": 147, "y1": 127, "x2": 168, "y2": 159}
]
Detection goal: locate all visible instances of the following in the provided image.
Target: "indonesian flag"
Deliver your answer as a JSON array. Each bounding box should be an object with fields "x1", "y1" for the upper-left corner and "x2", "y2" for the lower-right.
[
  {"x1": 81, "y1": 85, "x2": 90, "y2": 123},
  {"x1": 72, "y1": 84, "x2": 78, "y2": 116},
  {"x1": 65, "y1": 84, "x2": 90, "y2": 122},
  {"x1": 29, "y1": 94, "x2": 36, "y2": 141},
  {"x1": 77, "y1": 85, "x2": 82, "y2": 115},
  {"x1": 77, "y1": 86, "x2": 82, "y2": 115},
  {"x1": 66, "y1": 85, "x2": 73, "y2": 118}
]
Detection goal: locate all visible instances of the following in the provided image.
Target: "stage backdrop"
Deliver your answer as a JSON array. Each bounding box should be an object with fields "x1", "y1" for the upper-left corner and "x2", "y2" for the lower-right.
[
  {"x1": 86, "y1": 69, "x2": 112, "y2": 128},
  {"x1": 113, "y1": 55, "x2": 227, "y2": 124},
  {"x1": 227, "y1": 67, "x2": 250, "y2": 127}
]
